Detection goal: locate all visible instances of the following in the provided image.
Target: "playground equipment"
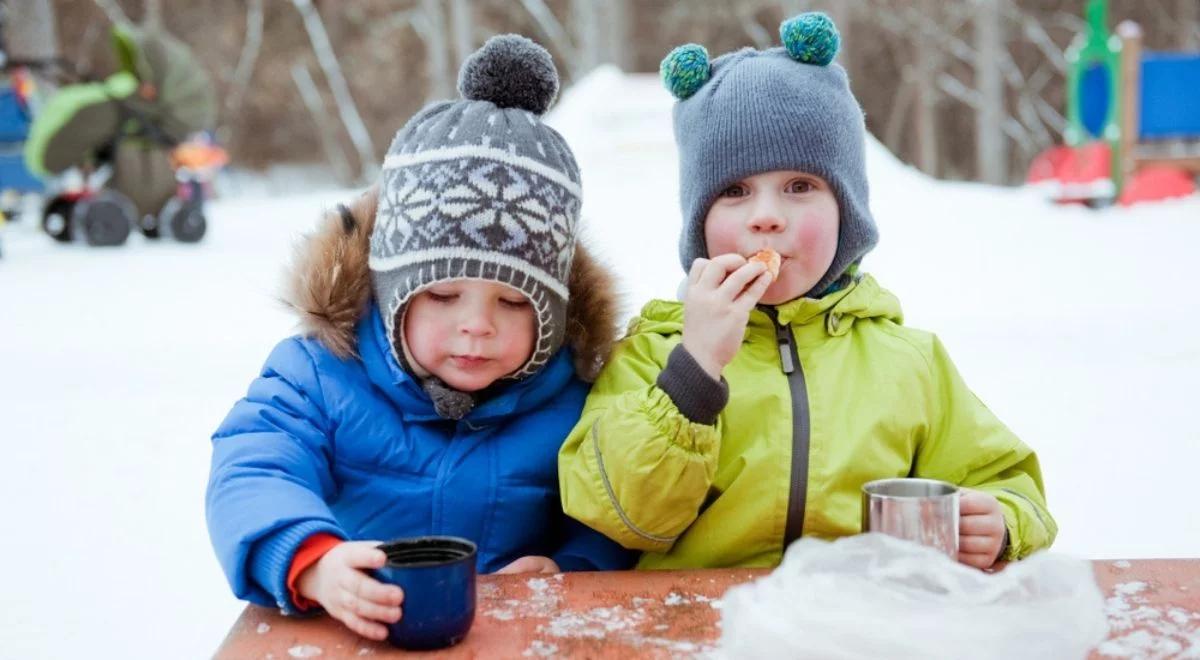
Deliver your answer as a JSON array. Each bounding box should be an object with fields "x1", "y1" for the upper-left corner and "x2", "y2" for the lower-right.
[
  {"x1": 1027, "y1": 0, "x2": 1200, "y2": 206},
  {"x1": 25, "y1": 24, "x2": 221, "y2": 246}
]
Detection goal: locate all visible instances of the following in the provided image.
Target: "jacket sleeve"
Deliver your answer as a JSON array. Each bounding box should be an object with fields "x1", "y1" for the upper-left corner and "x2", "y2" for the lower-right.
[
  {"x1": 557, "y1": 334, "x2": 722, "y2": 554},
  {"x1": 206, "y1": 338, "x2": 347, "y2": 612},
  {"x1": 913, "y1": 336, "x2": 1058, "y2": 560}
]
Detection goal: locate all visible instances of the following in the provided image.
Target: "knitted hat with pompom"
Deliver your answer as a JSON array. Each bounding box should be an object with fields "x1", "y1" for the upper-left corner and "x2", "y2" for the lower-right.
[
  {"x1": 369, "y1": 34, "x2": 581, "y2": 419},
  {"x1": 660, "y1": 13, "x2": 877, "y2": 298}
]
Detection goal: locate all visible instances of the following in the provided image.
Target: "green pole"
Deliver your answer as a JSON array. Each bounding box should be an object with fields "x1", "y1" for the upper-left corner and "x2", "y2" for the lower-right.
[{"x1": 1063, "y1": 0, "x2": 1125, "y2": 194}]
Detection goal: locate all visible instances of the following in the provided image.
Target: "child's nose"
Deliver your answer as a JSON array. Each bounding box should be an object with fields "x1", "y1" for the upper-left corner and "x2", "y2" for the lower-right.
[
  {"x1": 458, "y1": 308, "x2": 496, "y2": 337},
  {"x1": 747, "y1": 214, "x2": 786, "y2": 233}
]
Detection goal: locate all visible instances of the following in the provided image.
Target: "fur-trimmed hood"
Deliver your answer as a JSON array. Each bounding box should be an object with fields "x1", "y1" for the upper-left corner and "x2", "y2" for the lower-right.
[{"x1": 282, "y1": 186, "x2": 621, "y2": 382}]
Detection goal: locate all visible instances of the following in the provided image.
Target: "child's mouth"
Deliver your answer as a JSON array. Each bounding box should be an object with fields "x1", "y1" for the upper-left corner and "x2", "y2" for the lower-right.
[{"x1": 451, "y1": 355, "x2": 491, "y2": 369}]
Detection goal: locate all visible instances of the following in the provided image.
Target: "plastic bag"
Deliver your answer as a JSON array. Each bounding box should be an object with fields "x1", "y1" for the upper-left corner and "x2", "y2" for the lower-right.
[{"x1": 717, "y1": 533, "x2": 1108, "y2": 660}]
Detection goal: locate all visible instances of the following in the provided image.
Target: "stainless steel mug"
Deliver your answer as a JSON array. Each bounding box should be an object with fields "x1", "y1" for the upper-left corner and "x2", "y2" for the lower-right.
[{"x1": 861, "y1": 478, "x2": 959, "y2": 558}]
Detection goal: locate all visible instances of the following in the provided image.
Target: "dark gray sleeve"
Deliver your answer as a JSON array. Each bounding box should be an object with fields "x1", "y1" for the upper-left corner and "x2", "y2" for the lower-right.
[{"x1": 656, "y1": 344, "x2": 729, "y2": 426}]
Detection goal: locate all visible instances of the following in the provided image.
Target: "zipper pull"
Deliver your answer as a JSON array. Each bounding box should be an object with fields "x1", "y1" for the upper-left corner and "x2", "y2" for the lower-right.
[{"x1": 774, "y1": 321, "x2": 795, "y2": 374}]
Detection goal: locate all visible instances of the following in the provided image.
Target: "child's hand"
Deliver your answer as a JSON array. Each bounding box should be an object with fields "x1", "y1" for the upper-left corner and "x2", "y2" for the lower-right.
[
  {"x1": 958, "y1": 489, "x2": 1007, "y2": 569},
  {"x1": 682, "y1": 254, "x2": 773, "y2": 379},
  {"x1": 495, "y1": 555, "x2": 560, "y2": 574},
  {"x1": 296, "y1": 541, "x2": 404, "y2": 641}
]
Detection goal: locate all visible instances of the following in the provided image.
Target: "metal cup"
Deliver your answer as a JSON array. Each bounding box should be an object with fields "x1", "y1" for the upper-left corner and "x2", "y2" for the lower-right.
[{"x1": 861, "y1": 478, "x2": 959, "y2": 559}]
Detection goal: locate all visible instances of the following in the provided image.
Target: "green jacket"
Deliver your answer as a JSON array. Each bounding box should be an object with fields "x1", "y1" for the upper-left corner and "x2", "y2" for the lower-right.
[{"x1": 558, "y1": 274, "x2": 1056, "y2": 569}]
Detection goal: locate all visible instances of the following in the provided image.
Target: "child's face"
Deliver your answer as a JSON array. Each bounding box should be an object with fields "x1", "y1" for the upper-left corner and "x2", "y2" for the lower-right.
[
  {"x1": 404, "y1": 280, "x2": 536, "y2": 392},
  {"x1": 704, "y1": 170, "x2": 840, "y2": 304}
]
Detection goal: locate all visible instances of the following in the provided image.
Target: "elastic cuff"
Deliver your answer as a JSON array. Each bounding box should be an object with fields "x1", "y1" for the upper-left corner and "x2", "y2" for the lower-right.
[
  {"x1": 287, "y1": 533, "x2": 345, "y2": 611},
  {"x1": 656, "y1": 344, "x2": 728, "y2": 425},
  {"x1": 248, "y1": 520, "x2": 344, "y2": 613}
]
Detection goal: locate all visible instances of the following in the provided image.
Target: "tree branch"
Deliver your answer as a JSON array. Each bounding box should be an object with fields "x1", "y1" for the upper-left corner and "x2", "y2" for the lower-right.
[
  {"x1": 290, "y1": 63, "x2": 355, "y2": 185},
  {"x1": 739, "y1": 10, "x2": 773, "y2": 50},
  {"x1": 291, "y1": 0, "x2": 377, "y2": 181},
  {"x1": 222, "y1": 0, "x2": 264, "y2": 137},
  {"x1": 92, "y1": 0, "x2": 130, "y2": 25},
  {"x1": 142, "y1": 0, "x2": 162, "y2": 29},
  {"x1": 517, "y1": 0, "x2": 580, "y2": 77}
]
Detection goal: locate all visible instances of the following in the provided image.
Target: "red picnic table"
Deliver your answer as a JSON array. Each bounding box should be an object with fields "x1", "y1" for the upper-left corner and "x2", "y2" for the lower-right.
[{"x1": 216, "y1": 560, "x2": 1200, "y2": 658}]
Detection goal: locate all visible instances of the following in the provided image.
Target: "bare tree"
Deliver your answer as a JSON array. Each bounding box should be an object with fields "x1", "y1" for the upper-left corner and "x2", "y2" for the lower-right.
[
  {"x1": 415, "y1": 0, "x2": 453, "y2": 100},
  {"x1": 974, "y1": 0, "x2": 1007, "y2": 184},
  {"x1": 292, "y1": 0, "x2": 377, "y2": 181},
  {"x1": 6, "y1": 0, "x2": 61, "y2": 89},
  {"x1": 517, "y1": 0, "x2": 582, "y2": 77},
  {"x1": 220, "y1": 0, "x2": 265, "y2": 146},
  {"x1": 291, "y1": 63, "x2": 354, "y2": 184},
  {"x1": 573, "y1": 0, "x2": 603, "y2": 73},
  {"x1": 818, "y1": 1, "x2": 856, "y2": 77},
  {"x1": 911, "y1": 0, "x2": 942, "y2": 175},
  {"x1": 142, "y1": 0, "x2": 162, "y2": 29},
  {"x1": 91, "y1": 0, "x2": 130, "y2": 25},
  {"x1": 451, "y1": 0, "x2": 474, "y2": 71},
  {"x1": 1179, "y1": 0, "x2": 1200, "y2": 49},
  {"x1": 602, "y1": 0, "x2": 631, "y2": 71}
]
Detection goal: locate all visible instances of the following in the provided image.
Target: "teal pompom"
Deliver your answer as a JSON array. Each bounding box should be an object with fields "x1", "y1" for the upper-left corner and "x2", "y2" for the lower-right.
[
  {"x1": 660, "y1": 44, "x2": 711, "y2": 100},
  {"x1": 780, "y1": 12, "x2": 840, "y2": 66}
]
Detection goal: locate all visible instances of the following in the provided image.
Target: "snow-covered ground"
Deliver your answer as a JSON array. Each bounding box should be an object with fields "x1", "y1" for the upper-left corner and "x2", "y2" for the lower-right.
[{"x1": 2, "y1": 67, "x2": 1198, "y2": 658}]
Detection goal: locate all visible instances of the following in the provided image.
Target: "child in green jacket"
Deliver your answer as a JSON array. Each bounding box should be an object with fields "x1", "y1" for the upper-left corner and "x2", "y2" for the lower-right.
[{"x1": 557, "y1": 13, "x2": 1056, "y2": 570}]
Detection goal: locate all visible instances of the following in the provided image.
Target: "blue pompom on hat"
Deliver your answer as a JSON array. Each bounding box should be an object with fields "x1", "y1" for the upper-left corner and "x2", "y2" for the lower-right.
[{"x1": 661, "y1": 12, "x2": 877, "y2": 298}]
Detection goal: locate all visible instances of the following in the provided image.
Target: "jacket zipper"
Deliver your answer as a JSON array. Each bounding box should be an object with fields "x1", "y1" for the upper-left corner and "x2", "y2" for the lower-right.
[{"x1": 763, "y1": 307, "x2": 810, "y2": 548}]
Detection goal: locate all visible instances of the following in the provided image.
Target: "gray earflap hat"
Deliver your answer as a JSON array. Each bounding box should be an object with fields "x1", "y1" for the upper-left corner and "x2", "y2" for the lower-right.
[
  {"x1": 661, "y1": 12, "x2": 878, "y2": 297},
  {"x1": 368, "y1": 34, "x2": 582, "y2": 415}
]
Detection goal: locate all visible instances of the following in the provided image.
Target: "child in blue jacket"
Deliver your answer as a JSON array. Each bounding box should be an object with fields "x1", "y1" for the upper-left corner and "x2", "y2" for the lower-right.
[{"x1": 206, "y1": 35, "x2": 633, "y2": 641}]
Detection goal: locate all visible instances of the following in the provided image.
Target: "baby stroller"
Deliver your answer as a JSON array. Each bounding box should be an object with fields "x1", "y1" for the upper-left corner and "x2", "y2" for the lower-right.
[{"x1": 24, "y1": 24, "x2": 220, "y2": 246}]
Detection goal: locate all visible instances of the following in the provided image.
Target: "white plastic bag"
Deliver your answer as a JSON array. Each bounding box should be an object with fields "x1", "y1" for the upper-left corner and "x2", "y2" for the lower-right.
[{"x1": 717, "y1": 534, "x2": 1108, "y2": 660}]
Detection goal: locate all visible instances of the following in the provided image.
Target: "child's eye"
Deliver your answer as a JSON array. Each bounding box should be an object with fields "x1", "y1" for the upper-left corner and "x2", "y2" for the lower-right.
[
  {"x1": 720, "y1": 183, "x2": 749, "y2": 198},
  {"x1": 427, "y1": 292, "x2": 458, "y2": 303},
  {"x1": 787, "y1": 179, "x2": 815, "y2": 193},
  {"x1": 500, "y1": 297, "x2": 530, "y2": 309}
]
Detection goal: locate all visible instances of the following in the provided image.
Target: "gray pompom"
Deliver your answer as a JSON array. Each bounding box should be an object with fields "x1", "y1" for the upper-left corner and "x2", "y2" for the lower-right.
[{"x1": 457, "y1": 34, "x2": 559, "y2": 115}]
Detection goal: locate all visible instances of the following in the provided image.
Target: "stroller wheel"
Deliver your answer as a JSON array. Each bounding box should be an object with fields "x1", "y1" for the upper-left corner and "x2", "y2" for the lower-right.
[
  {"x1": 42, "y1": 196, "x2": 78, "y2": 242},
  {"x1": 159, "y1": 197, "x2": 206, "y2": 243},
  {"x1": 78, "y1": 191, "x2": 135, "y2": 247},
  {"x1": 139, "y1": 213, "x2": 162, "y2": 239}
]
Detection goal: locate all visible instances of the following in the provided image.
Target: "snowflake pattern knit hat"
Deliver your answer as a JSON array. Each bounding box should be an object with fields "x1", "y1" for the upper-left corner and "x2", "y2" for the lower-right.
[
  {"x1": 369, "y1": 34, "x2": 581, "y2": 411},
  {"x1": 661, "y1": 12, "x2": 878, "y2": 297}
]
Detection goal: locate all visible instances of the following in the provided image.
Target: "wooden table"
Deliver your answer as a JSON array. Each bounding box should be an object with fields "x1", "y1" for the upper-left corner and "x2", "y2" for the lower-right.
[{"x1": 216, "y1": 560, "x2": 1200, "y2": 658}]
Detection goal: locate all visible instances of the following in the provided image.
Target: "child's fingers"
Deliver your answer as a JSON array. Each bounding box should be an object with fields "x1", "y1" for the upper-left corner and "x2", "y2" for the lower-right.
[
  {"x1": 342, "y1": 544, "x2": 387, "y2": 570},
  {"x1": 342, "y1": 589, "x2": 403, "y2": 624},
  {"x1": 688, "y1": 258, "x2": 709, "y2": 285},
  {"x1": 694, "y1": 253, "x2": 748, "y2": 288},
  {"x1": 734, "y1": 269, "x2": 773, "y2": 309},
  {"x1": 959, "y1": 514, "x2": 1004, "y2": 536},
  {"x1": 957, "y1": 551, "x2": 996, "y2": 569},
  {"x1": 338, "y1": 610, "x2": 390, "y2": 641},
  {"x1": 350, "y1": 571, "x2": 405, "y2": 606},
  {"x1": 717, "y1": 261, "x2": 767, "y2": 299},
  {"x1": 958, "y1": 489, "x2": 996, "y2": 515},
  {"x1": 339, "y1": 570, "x2": 405, "y2": 608},
  {"x1": 958, "y1": 535, "x2": 999, "y2": 555}
]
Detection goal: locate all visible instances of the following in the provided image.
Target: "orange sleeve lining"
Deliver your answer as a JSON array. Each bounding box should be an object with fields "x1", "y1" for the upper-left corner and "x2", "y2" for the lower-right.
[{"x1": 286, "y1": 533, "x2": 345, "y2": 611}]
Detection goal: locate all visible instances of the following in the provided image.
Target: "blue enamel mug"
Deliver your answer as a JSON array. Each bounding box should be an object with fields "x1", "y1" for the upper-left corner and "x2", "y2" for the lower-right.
[{"x1": 374, "y1": 536, "x2": 477, "y2": 650}]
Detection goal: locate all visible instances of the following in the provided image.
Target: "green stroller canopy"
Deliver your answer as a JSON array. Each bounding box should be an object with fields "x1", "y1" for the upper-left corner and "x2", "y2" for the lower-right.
[{"x1": 25, "y1": 24, "x2": 216, "y2": 176}]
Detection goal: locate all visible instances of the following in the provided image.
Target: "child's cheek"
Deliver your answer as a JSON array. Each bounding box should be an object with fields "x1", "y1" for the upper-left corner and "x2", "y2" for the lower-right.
[
  {"x1": 795, "y1": 214, "x2": 838, "y2": 260},
  {"x1": 704, "y1": 220, "x2": 741, "y2": 257}
]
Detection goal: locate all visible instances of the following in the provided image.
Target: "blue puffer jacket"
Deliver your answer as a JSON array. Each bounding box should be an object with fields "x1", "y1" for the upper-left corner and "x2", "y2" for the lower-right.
[{"x1": 206, "y1": 198, "x2": 633, "y2": 612}]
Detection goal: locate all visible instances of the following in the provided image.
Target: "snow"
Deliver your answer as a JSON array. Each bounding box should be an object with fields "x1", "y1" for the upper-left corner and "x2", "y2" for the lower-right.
[{"x1": 1, "y1": 66, "x2": 1198, "y2": 658}]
